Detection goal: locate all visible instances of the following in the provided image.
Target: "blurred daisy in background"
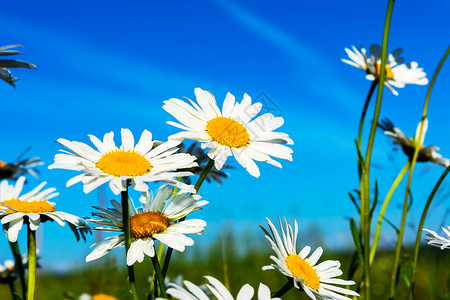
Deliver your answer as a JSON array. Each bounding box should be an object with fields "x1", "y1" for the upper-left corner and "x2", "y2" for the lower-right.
[
  {"x1": 260, "y1": 217, "x2": 359, "y2": 300},
  {"x1": 0, "y1": 251, "x2": 42, "y2": 283},
  {"x1": 163, "y1": 88, "x2": 293, "y2": 178},
  {"x1": 423, "y1": 226, "x2": 450, "y2": 250},
  {"x1": 0, "y1": 147, "x2": 43, "y2": 181},
  {"x1": 0, "y1": 176, "x2": 89, "y2": 243},
  {"x1": 49, "y1": 128, "x2": 198, "y2": 196},
  {"x1": 164, "y1": 275, "x2": 280, "y2": 300},
  {"x1": 78, "y1": 293, "x2": 119, "y2": 300},
  {"x1": 178, "y1": 142, "x2": 234, "y2": 185},
  {"x1": 0, "y1": 44, "x2": 36, "y2": 87},
  {"x1": 85, "y1": 184, "x2": 207, "y2": 265},
  {"x1": 378, "y1": 118, "x2": 449, "y2": 167},
  {"x1": 342, "y1": 44, "x2": 428, "y2": 95},
  {"x1": 0, "y1": 260, "x2": 15, "y2": 283}
]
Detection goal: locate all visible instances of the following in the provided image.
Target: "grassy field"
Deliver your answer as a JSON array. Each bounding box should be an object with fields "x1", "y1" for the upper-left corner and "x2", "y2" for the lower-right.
[{"x1": 1, "y1": 229, "x2": 449, "y2": 300}]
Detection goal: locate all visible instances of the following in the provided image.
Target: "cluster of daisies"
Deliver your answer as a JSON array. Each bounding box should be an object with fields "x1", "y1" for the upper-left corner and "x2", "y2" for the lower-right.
[
  {"x1": 343, "y1": 44, "x2": 450, "y2": 243},
  {"x1": 0, "y1": 88, "x2": 358, "y2": 300},
  {"x1": 2, "y1": 84, "x2": 449, "y2": 300}
]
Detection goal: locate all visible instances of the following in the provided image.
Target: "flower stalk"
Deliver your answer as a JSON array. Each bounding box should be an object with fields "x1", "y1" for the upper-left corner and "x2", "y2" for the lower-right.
[
  {"x1": 357, "y1": 80, "x2": 378, "y2": 155},
  {"x1": 162, "y1": 158, "x2": 215, "y2": 278},
  {"x1": 370, "y1": 161, "x2": 410, "y2": 264},
  {"x1": 409, "y1": 165, "x2": 450, "y2": 299},
  {"x1": 7, "y1": 278, "x2": 18, "y2": 300},
  {"x1": 148, "y1": 243, "x2": 165, "y2": 299},
  {"x1": 272, "y1": 280, "x2": 294, "y2": 298},
  {"x1": 121, "y1": 180, "x2": 139, "y2": 300},
  {"x1": 389, "y1": 40, "x2": 450, "y2": 300},
  {"x1": 27, "y1": 225, "x2": 36, "y2": 300},
  {"x1": 8, "y1": 240, "x2": 27, "y2": 300},
  {"x1": 151, "y1": 254, "x2": 167, "y2": 298},
  {"x1": 407, "y1": 44, "x2": 450, "y2": 299},
  {"x1": 359, "y1": 1, "x2": 395, "y2": 298},
  {"x1": 194, "y1": 159, "x2": 215, "y2": 192}
]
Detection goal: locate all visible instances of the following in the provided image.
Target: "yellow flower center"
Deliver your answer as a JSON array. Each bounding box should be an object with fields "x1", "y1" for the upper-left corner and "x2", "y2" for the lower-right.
[
  {"x1": 206, "y1": 117, "x2": 250, "y2": 148},
  {"x1": 92, "y1": 294, "x2": 119, "y2": 300},
  {"x1": 285, "y1": 254, "x2": 321, "y2": 291},
  {"x1": 0, "y1": 160, "x2": 6, "y2": 168},
  {"x1": 129, "y1": 211, "x2": 170, "y2": 239},
  {"x1": 374, "y1": 63, "x2": 394, "y2": 78},
  {"x1": 1, "y1": 199, "x2": 56, "y2": 214},
  {"x1": 96, "y1": 149, "x2": 152, "y2": 177}
]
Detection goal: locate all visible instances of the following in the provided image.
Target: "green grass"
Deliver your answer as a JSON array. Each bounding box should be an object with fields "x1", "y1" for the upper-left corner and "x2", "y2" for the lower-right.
[{"x1": 1, "y1": 230, "x2": 449, "y2": 299}]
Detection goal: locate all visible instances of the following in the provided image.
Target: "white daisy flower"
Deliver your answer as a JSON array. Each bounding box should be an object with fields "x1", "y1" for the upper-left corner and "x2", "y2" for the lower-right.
[
  {"x1": 0, "y1": 176, "x2": 89, "y2": 243},
  {"x1": 379, "y1": 118, "x2": 449, "y2": 167},
  {"x1": 49, "y1": 128, "x2": 198, "y2": 196},
  {"x1": 260, "y1": 217, "x2": 359, "y2": 300},
  {"x1": 85, "y1": 184, "x2": 207, "y2": 266},
  {"x1": 163, "y1": 88, "x2": 293, "y2": 178},
  {"x1": 423, "y1": 226, "x2": 450, "y2": 250},
  {"x1": 163, "y1": 275, "x2": 280, "y2": 300},
  {"x1": 342, "y1": 44, "x2": 428, "y2": 95}
]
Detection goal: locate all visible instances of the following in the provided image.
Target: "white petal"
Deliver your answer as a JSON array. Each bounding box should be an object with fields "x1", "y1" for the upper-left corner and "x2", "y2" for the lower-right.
[
  {"x1": 121, "y1": 128, "x2": 135, "y2": 151},
  {"x1": 236, "y1": 284, "x2": 254, "y2": 300}
]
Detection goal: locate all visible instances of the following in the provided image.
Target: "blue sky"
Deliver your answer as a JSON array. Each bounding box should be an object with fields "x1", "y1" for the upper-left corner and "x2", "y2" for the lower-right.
[{"x1": 2, "y1": 1, "x2": 450, "y2": 270}]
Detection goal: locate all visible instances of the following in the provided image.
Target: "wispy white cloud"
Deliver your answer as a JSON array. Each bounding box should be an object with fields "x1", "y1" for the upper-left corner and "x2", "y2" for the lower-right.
[{"x1": 213, "y1": 0, "x2": 363, "y2": 116}]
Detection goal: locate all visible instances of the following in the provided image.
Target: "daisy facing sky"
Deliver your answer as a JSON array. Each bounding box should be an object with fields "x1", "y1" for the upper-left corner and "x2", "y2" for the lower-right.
[
  {"x1": 0, "y1": 147, "x2": 43, "y2": 181},
  {"x1": 260, "y1": 217, "x2": 359, "y2": 300},
  {"x1": 48, "y1": 128, "x2": 198, "y2": 196},
  {"x1": 378, "y1": 118, "x2": 450, "y2": 167},
  {"x1": 423, "y1": 226, "x2": 450, "y2": 250},
  {"x1": 84, "y1": 184, "x2": 207, "y2": 266},
  {"x1": 342, "y1": 44, "x2": 428, "y2": 95},
  {"x1": 0, "y1": 176, "x2": 89, "y2": 243},
  {"x1": 163, "y1": 87, "x2": 293, "y2": 178},
  {"x1": 164, "y1": 275, "x2": 281, "y2": 300}
]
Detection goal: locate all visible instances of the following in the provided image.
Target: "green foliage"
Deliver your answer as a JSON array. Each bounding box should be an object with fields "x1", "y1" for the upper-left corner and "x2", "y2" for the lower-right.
[{"x1": 1, "y1": 230, "x2": 449, "y2": 300}]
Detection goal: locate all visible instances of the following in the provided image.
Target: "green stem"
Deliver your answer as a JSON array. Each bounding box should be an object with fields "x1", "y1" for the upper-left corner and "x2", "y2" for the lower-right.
[
  {"x1": 271, "y1": 280, "x2": 293, "y2": 298},
  {"x1": 162, "y1": 158, "x2": 215, "y2": 277},
  {"x1": 409, "y1": 165, "x2": 450, "y2": 299},
  {"x1": 148, "y1": 243, "x2": 165, "y2": 300},
  {"x1": 194, "y1": 159, "x2": 215, "y2": 192},
  {"x1": 151, "y1": 254, "x2": 167, "y2": 298},
  {"x1": 357, "y1": 80, "x2": 379, "y2": 159},
  {"x1": 360, "y1": 2, "x2": 394, "y2": 298},
  {"x1": 420, "y1": 44, "x2": 450, "y2": 125},
  {"x1": 390, "y1": 33, "x2": 450, "y2": 300},
  {"x1": 26, "y1": 226, "x2": 36, "y2": 300},
  {"x1": 121, "y1": 183, "x2": 139, "y2": 300},
  {"x1": 408, "y1": 44, "x2": 450, "y2": 299},
  {"x1": 7, "y1": 279, "x2": 18, "y2": 300},
  {"x1": 370, "y1": 161, "x2": 410, "y2": 264},
  {"x1": 8, "y1": 240, "x2": 27, "y2": 299},
  {"x1": 389, "y1": 170, "x2": 414, "y2": 299}
]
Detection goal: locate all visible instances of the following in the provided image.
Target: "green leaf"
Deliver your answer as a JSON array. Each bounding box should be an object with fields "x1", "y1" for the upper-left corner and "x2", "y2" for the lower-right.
[
  {"x1": 348, "y1": 192, "x2": 360, "y2": 214},
  {"x1": 347, "y1": 251, "x2": 360, "y2": 281},
  {"x1": 369, "y1": 180, "x2": 379, "y2": 223},
  {"x1": 349, "y1": 218, "x2": 364, "y2": 267},
  {"x1": 383, "y1": 217, "x2": 399, "y2": 234},
  {"x1": 354, "y1": 139, "x2": 365, "y2": 175},
  {"x1": 407, "y1": 187, "x2": 413, "y2": 212}
]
